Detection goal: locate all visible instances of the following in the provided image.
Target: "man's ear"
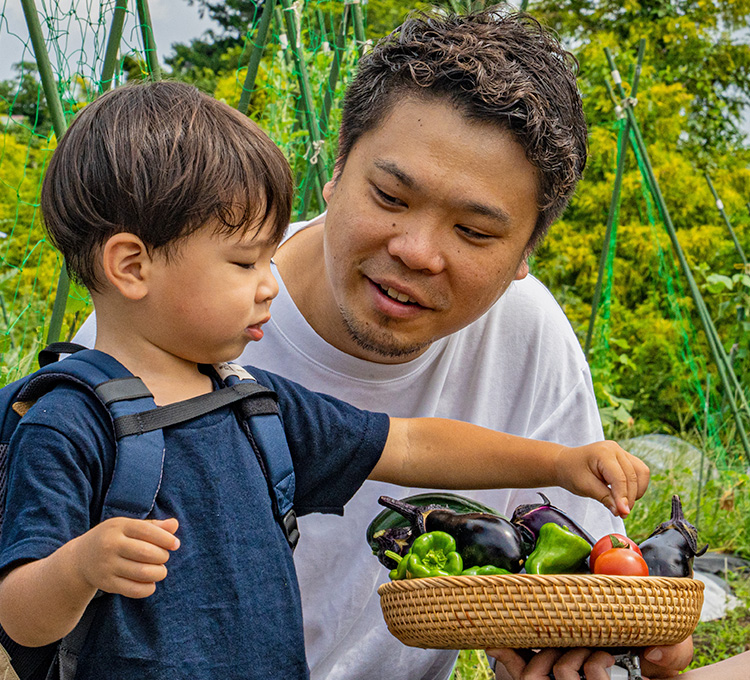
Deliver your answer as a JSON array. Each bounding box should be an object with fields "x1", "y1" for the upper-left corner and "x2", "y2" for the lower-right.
[
  {"x1": 322, "y1": 165, "x2": 343, "y2": 204},
  {"x1": 514, "y1": 254, "x2": 530, "y2": 281},
  {"x1": 101, "y1": 232, "x2": 151, "y2": 300}
]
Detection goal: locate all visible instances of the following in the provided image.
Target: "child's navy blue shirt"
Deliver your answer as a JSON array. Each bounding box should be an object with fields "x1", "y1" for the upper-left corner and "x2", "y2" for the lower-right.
[{"x1": 0, "y1": 365, "x2": 390, "y2": 679}]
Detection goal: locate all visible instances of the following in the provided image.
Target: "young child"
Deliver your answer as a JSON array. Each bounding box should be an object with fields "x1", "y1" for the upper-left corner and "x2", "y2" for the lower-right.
[{"x1": 0, "y1": 81, "x2": 649, "y2": 679}]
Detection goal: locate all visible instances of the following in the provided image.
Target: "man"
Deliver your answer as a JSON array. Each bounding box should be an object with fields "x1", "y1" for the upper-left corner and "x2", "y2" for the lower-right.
[{"x1": 75, "y1": 7, "x2": 691, "y2": 679}]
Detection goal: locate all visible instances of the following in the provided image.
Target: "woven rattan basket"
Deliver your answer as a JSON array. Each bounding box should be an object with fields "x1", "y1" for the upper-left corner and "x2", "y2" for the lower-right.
[{"x1": 378, "y1": 573, "x2": 704, "y2": 649}]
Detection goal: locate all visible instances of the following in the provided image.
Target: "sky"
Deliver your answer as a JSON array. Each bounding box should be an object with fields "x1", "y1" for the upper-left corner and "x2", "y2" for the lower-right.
[{"x1": 0, "y1": 0, "x2": 219, "y2": 81}]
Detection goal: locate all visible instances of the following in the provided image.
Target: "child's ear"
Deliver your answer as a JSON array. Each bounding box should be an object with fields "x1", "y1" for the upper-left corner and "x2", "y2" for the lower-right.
[{"x1": 101, "y1": 233, "x2": 151, "y2": 300}]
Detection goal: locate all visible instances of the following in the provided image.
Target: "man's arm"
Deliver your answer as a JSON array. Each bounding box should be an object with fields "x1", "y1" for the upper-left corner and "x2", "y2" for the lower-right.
[
  {"x1": 675, "y1": 650, "x2": 749, "y2": 680},
  {"x1": 370, "y1": 417, "x2": 649, "y2": 517}
]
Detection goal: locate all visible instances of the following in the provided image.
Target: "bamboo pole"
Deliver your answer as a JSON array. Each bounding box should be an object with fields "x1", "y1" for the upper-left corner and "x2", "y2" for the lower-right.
[
  {"x1": 279, "y1": 0, "x2": 329, "y2": 198},
  {"x1": 585, "y1": 39, "x2": 645, "y2": 357},
  {"x1": 347, "y1": 0, "x2": 367, "y2": 57},
  {"x1": 238, "y1": 0, "x2": 277, "y2": 116},
  {"x1": 605, "y1": 48, "x2": 750, "y2": 460},
  {"x1": 20, "y1": 0, "x2": 71, "y2": 346},
  {"x1": 705, "y1": 173, "x2": 747, "y2": 266},
  {"x1": 100, "y1": 0, "x2": 128, "y2": 92},
  {"x1": 298, "y1": 5, "x2": 351, "y2": 220},
  {"x1": 135, "y1": 0, "x2": 161, "y2": 80}
]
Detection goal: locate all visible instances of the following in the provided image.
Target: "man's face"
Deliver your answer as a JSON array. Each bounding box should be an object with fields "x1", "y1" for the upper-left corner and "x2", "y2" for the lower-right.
[{"x1": 321, "y1": 98, "x2": 540, "y2": 362}]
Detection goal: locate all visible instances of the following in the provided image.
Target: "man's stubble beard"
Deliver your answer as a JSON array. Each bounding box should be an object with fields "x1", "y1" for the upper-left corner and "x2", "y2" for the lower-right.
[{"x1": 338, "y1": 304, "x2": 434, "y2": 361}]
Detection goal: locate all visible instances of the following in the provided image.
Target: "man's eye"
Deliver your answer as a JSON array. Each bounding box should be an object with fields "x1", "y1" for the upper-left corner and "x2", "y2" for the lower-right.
[
  {"x1": 375, "y1": 187, "x2": 404, "y2": 206},
  {"x1": 456, "y1": 225, "x2": 494, "y2": 241}
]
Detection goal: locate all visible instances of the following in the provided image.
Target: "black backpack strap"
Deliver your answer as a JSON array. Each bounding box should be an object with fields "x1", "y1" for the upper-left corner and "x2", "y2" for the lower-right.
[
  {"x1": 215, "y1": 363, "x2": 299, "y2": 551},
  {"x1": 37, "y1": 343, "x2": 89, "y2": 368}
]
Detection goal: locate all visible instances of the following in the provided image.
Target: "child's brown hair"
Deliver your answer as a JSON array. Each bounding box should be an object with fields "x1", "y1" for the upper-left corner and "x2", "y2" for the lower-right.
[{"x1": 41, "y1": 81, "x2": 293, "y2": 291}]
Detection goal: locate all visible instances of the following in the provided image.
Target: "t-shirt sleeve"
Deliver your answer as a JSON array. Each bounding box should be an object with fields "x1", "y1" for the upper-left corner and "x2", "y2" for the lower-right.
[
  {"x1": 0, "y1": 386, "x2": 113, "y2": 574},
  {"x1": 245, "y1": 367, "x2": 390, "y2": 516}
]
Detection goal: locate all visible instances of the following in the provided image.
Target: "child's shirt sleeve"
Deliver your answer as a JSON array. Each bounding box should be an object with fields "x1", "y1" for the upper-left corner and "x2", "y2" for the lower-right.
[
  {"x1": 246, "y1": 367, "x2": 390, "y2": 516},
  {"x1": 0, "y1": 385, "x2": 113, "y2": 574}
]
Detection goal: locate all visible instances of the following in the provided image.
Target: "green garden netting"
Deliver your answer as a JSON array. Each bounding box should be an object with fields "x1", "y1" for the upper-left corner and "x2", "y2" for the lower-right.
[
  {"x1": 587, "y1": 113, "x2": 748, "y2": 468},
  {"x1": 1, "y1": 0, "x2": 747, "y2": 467},
  {"x1": 0, "y1": 0, "x2": 364, "y2": 383}
]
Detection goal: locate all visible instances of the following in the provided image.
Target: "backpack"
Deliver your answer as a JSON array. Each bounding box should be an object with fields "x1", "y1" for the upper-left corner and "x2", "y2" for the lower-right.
[{"x1": 0, "y1": 342, "x2": 299, "y2": 680}]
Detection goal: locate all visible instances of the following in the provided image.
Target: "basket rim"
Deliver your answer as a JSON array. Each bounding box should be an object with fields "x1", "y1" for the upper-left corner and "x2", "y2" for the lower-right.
[{"x1": 378, "y1": 572, "x2": 705, "y2": 594}]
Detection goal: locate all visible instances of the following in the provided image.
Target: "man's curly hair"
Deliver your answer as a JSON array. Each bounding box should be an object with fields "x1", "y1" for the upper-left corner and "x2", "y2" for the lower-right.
[{"x1": 337, "y1": 6, "x2": 588, "y2": 249}]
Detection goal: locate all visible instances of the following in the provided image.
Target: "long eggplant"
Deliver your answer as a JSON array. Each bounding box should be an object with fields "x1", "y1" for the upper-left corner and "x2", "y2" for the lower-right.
[
  {"x1": 510, "y1": 493, "x2": 595, "y2": 546},
  {"x1": 639, "y1": 495, "x2": 708, "y2": 577},
  {"x1": 367, "y1": 492, "x2": 502, "y2": 568},
  {"x1": 377, "y1": 495, "x2": 533, "y2": 573}
]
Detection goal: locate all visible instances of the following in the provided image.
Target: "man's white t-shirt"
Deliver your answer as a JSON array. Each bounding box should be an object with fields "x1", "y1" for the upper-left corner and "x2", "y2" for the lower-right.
[{"x1": 74, "y1": 218, "x2": 624, "y2": 680}]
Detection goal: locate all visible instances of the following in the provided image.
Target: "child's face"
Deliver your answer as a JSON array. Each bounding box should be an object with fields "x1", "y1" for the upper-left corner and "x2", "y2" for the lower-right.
[{"x1": 145, "y1": 221, "x2": 279, "y2": 364}]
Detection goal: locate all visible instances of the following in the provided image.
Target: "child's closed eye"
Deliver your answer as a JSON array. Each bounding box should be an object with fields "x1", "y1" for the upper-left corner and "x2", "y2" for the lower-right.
[{"x1": 233, "y1": 262, "x2": 256, "y2": 270}]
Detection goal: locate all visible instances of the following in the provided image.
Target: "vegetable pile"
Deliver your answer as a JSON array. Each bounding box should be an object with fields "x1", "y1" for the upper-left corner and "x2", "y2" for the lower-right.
[{"x1": 368, "y1": 493, "x2": 707, "y2": 581}]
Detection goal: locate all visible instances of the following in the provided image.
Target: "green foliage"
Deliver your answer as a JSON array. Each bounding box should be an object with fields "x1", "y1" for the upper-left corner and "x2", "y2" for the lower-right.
[
  {"x1": 534, "y1": 0, "x2": 750, "y2": 160},
  {"x1": 528, "y1": 3, "x2": 750, "y2": 443},
  {"x1": 0, "y1": 63, "x2": 51, "y2": 135},
  {"x1": 450, "y1": 650, "x2": 493, "y2": 680}
]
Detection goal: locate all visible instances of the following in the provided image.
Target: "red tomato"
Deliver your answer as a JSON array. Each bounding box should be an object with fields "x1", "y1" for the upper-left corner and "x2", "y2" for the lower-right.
[
  {"x1": 589, "y1": 534, "x2": 642, "y2": 570},
  {"x1": 593, "y1": 547, "x2": 649, "y2": 576}
]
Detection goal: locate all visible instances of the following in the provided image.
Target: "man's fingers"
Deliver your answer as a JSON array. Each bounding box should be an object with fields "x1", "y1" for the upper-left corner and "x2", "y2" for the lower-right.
[
  {"x1": 486, "y1": 648, "x2": 526, "y2": 679},
  {"x1": 640, "y1": 638, "x2": 694, "y2": 678},
  {"x1": 525, "y1": 648, "x2": 566, "y2": 679},
  {"x1": 582, "y1": 650, "x2": 618, "y2": 680}
]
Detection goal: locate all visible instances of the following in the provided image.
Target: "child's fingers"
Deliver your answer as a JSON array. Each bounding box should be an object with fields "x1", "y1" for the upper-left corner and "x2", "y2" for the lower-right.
[
  {"x1": 611, "y1": 450, "x2": 650, "y2": 514},
  {"x1": 592, "y1": 453, "x2": 630, "y2": 516},
  {"x1": 614, "y1": 453, "x2": 638, "y2": 515},
  {"x1": 113, "y1": 559, "x2": 169, "y2": 586},
  {"x1": 104, "y1": 575, "x2": 159, "y2": 599},
  {"x1": 148, "y1": 517, "x2": 179, "y2": 535},
  {"x1": 119, "y1": 537, "x2": 173, "y2": 566},
  {"x1": 123, "y1": 518, "x2": 180, "y2": 551}
]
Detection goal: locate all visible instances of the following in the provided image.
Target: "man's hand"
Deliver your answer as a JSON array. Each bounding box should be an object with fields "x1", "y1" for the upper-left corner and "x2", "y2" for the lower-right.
[
  {"x1": 489, "y1": 648, "x2": 616, "y2": 680},
  {"x1": 554, "y1": 441, "x2": 650, "y2": 517},
  {"x1": 73, "y1": 516, "x2": 180, "y2": 598},
  {"x1": 641, "y1": 638, "x2": 694, "y2": 678},
  {"x1": 489, "y1": 638, "x2": 693, "y2": 679}
]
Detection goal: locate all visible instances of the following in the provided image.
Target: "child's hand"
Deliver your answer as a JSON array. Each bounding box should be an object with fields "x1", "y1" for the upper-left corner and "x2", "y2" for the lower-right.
[
  {"x1": 72, "y1": 517, "x2": 180, "y2": 598},
  {"x1": 554, "y1": 441, "x2": 649, "y2": 517}
]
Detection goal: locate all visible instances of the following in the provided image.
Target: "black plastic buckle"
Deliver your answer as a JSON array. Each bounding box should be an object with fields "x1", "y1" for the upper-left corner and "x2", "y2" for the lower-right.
[{"x1": 282, "y1": 509, "x2": 300, "y2": 551}]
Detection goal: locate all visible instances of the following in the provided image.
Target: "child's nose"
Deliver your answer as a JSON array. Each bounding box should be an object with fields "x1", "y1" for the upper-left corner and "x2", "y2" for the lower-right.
[{"x1": 258, "y1": 266, "x2": 279, "y2": 303}]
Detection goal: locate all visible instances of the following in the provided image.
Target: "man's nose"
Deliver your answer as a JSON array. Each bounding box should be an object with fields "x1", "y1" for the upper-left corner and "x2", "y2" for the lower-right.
[{"x1": 386, "y1": 222, "x2": 446, "y2": 274}]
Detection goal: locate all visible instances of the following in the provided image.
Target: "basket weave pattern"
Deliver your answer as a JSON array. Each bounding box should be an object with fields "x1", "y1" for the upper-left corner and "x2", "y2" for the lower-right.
[{"x1": 378, "y1": 574, "x2": 704, "y2": 649}]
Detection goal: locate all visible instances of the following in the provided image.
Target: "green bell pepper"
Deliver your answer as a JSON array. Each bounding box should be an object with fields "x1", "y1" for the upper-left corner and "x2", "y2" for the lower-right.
[
  {"x1": 524, "y1": 522, "x2": 592, "y2": 574},
  {"x1": 386, "y1": 531, "x2": 463, "y2": 579},
  {"x1": 460, "y1": 565, "x2": 511, "y2": 576}
]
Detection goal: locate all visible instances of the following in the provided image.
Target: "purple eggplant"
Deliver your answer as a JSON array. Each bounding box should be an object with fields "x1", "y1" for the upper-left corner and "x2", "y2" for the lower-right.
[
  {"x1": 639, "y1": 495, "x2": 708, "y2": 577},
  {"x1": 378, "y1": 495, "x2": 533, "y2": 573},
  {"x1": 510, "y1": 493, "x2": 595, "y2": 546},
  {"x1": 371, "y1": 526, "x2": 414, "y2": 569}
]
